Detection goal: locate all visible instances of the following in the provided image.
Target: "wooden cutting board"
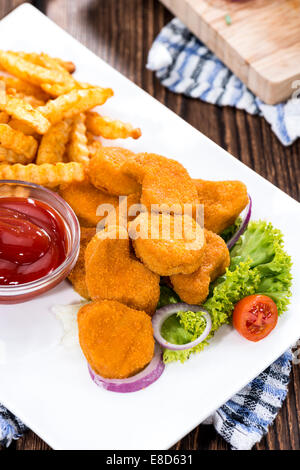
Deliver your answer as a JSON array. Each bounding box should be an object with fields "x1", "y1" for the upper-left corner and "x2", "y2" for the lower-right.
[{"x1": 159, "y1": 0, "x2": 300, "y2": 104}]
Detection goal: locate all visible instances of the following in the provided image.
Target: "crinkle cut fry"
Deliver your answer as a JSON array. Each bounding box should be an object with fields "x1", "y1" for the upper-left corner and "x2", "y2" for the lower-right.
[
  {"x1": 8, "y1": 119, "x2": 38, "y2": 137},
  {"x1": 36, "y1": 119, "x2": 72, "y2": 165},
  {"x1": 67, "y1": 113, "x2": 89, "y2": 164},
  {"x1": 41, "y1": 82, "x2": 76, "y2": 97},
  {"x1": 0, "y1": 75, "x2": 49, "y2": 101},
  {"x1": 12, "y1": 53, "x2": 76, "y2": 97},
  {"x1": 0, "y1": 147, "x2": 29, "y2": 164},
  {"x1": 0, "y1": 94, "x2": 51, "y2": 134},
  {"x1": 0, "y1": 162, "x2": 86, "y2": 188},
  {"x1": 86, "y1": 111, "x2": 141, "y2": 140},
  {"x1": 9, "y1": 93, "x2": 45, "y2": 108},
  {"x1": 38, "y1": 87, "x2": 114, "y2": 125},
  {"x1": 0, "y1": 123, "x2": 37, "y2": 160},
  {"x1": 0, "y1": 50, "x2": 70, "y2": 87},
  {"x1": 15, "y1": 52, "x2": 75, "y2": 74}
]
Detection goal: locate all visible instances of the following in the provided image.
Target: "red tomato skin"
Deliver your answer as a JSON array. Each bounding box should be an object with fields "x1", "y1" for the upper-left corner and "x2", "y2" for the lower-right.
[{"x1": 233, "y1": 295, "x2": 278, "y2": 343}]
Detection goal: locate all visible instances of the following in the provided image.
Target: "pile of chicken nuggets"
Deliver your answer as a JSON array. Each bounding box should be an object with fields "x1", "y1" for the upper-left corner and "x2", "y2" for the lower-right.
[
  {"x1": 0, "y1": 51, "x2": 249, "y2": 379},
  {"x1": 64, "y1": 148, "x2": 248, "y2": 379}
]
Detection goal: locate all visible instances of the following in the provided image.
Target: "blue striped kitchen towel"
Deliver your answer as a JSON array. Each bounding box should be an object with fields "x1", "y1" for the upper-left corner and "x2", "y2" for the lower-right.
[
  {"x1": 0, "y1": 350, "x2": 292, "y2": 449},
  {"x1": 147, "y1": 18, "x2": 300, "y2": 146},
  {"x1": 0, "y1": 404, "x2": 26, "y2": 447},
  {"x1": 204, "y1": 350, "x2": 292, "y2": 450}
]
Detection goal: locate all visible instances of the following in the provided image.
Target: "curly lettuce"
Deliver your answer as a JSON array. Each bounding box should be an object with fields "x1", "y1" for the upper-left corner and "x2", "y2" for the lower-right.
[{"x1": 162, "y1": 220, "x2": 292, "y2": 363}]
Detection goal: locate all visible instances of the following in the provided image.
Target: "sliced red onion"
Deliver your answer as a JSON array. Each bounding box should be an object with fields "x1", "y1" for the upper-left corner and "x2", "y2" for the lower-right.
[
  {"x1": 227, "y1": 194, "x2": 252, "y2": 250},
  {"x1": 152, "y1": 303, "x2": 212, "y2": 351},
  {"x1": 88, "y1": 344, "x2": 164, "y2": 393}
]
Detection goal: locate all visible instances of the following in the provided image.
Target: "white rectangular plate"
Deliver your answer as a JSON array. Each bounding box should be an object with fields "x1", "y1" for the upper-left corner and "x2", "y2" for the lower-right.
[{"x1": 0, "y1": 4, "x2": 299, "y2": 451}]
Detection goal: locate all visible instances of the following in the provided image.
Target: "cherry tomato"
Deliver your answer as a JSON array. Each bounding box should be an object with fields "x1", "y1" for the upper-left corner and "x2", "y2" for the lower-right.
[{"x1": 233, "y1": 295, "x2": 278, "y2": 342}]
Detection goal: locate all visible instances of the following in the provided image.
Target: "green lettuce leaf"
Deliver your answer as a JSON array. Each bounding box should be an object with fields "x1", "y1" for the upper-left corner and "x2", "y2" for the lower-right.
[
  {"x1": 157, "y1": 285, "x2": 180, "y2": 308},
  {"x1": 163, "y1": 311, "x2": 210, "y2": 364}
]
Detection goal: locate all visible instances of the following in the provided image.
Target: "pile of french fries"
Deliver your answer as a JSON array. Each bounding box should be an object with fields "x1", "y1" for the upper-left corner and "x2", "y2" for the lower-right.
[{"x1": 0, "y1": 50, "x2": 141, "y2": 188}]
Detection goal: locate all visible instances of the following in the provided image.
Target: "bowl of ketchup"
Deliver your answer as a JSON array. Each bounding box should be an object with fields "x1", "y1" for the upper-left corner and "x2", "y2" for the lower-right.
[{"x1": 0, "y1": 180, "x2": 80, "y2": 304}]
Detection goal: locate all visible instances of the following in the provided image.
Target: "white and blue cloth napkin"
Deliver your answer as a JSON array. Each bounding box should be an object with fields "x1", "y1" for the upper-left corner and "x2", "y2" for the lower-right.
[
  {"x1": 204, "y1": 350, "x2": 292, "y2": 450},
  {"x1": 147, "y1": 18, "x2": 300, "y2": 146},
  {"x1": 0, "y1": 404, "x2": 26, "y2": 447},
  {"x1": 0, "y1": 350, "x2": 293, "y2": 449}
]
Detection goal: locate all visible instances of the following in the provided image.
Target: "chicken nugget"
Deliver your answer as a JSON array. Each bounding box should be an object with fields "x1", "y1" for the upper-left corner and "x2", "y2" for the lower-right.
[
  {"x1": 123, "y1": 153, "x2": 199, "y2": 216},
  {"x1": 59, "y1": 181, "x2": 140, "y2": 227},
  {"x1": 129, "y1": 212, "x2": 205, "y2": 276},
  {"x1": 78, "y1": 300, "x2": 154, "y2": 379},
  {"x1": 68, "y1": 227, "x2": 96, "y2": 299},
  {"x1": 85, "y1": 225, "x2": 160, "y2": 315},
  {"x1": 89, "y1": 146, "x2": 140, "y2": 195},
  {"x1": 195, "y1": 179, "x2": 249, "y2": 234},
  {"x1": 170, "y1": 230, "x2": 230, "y2": 305}
]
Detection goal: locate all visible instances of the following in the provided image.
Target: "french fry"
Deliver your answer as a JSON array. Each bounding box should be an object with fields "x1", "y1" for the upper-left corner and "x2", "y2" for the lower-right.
[
  {"x1": 0, "y1": 94, "x2": 50, "y2": 134},
  {"x1": 54, "y1": 58, "x2": 76, "y2": 74},
  {"x1": 0, "y1": 184, "x2": 30, "y2": 197},
  {"x1": 7, "y1": 90, "x2": 45, "y2": 108},
  {"x1": 0, "y1": 147, "x2": 30, "y2": 164},
  {"x1": 16, "y1": 52, "x2": 75, "y2": 75},
  {"x1": 0, "y1": 162, "x2": 86, "y2": 188},
  {"x1": 38, "y1": 87, "x2": 113, "y2": 125},
  {"x1": 8, "y1": 119, "x2": 38, "y2": 137},
  {"x1": 0, "y1": 111, "x2": 9, "y2": 123},
  {"x1": 0, "y1": 75, "x2": 49, "y2": 101},
  {"x1": 67, "y1": 114, "x2": 89, "y2": 164},
  {"x1": 0, "y1": 124, "x2": 37, "y2": 160},
  {"x1": 36, "y1": 119, "x2": 72, "y2": 165},
  {"x1": 88, "y1": 138, "x2": 102, "y2": 158},
  {"x1": 0, "y1": 51, "x2": 70, "y2": 87},
  {"x1": 86, "y1": 131, "x2": 96, "y2": 146},
  {"x1": 13, "y1": 53, "x2": 77, "y2": 96},
  {"x1": 86, "y1": 111, "x2": 141, "y2": 140},
  {"x1": 41, "y1": 82, "x2": 76, "y2": 97}
]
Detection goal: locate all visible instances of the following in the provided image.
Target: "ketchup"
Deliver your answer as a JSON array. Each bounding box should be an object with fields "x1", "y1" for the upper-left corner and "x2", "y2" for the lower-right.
[{"x1": 0, "y1": 197, "x2": 68, "y2": 285}]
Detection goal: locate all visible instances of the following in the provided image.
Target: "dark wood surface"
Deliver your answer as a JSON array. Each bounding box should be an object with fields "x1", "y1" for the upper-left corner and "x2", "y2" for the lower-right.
[{"x1": 0, "y1": 0, "x2": 299, "y2": 451}]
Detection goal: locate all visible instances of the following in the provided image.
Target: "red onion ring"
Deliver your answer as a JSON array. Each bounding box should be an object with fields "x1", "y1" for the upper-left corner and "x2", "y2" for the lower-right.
[
  {"x1": 152, "y1": 303, "x2": 212, "y2": 351},
  {"x1": 227, "y1": 194, "x2": 252, "y2": 250},
  {"x1": 88, "y1": 344, "x2": 165, "y2": 393}
]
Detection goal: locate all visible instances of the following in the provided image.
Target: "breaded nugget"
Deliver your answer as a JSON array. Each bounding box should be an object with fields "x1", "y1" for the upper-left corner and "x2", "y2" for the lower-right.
[
  {"x1": 123, "y1": 153, "x2": 199, "y2": 216},
  {"x1": 59, "y1": 180, "x2": 140, "y2": 227},
  {"x1": 60, "y1": 180, "x2": 119, "y2": 227},
  {"x1": 89, "y1": 146, "x2": 140, "y2": 195},
  {"x1": 129, "y1": 212, "x2": 205, "y2": 276},
  {"x1": 78, "y1": 300, "x2": 154, "y2": 379},
  {"x1": 170, "y1": 230, "x2": 230, "y2": 304},
  {"x1": 68, "y1": 227, "x2": 96, "y2": 299},
  {"x1": 85, "y1": 225, "x2": 160, "y2": 315},
  {"x1": 195, "y1": 179, "x2": 248, "y2": 234}
]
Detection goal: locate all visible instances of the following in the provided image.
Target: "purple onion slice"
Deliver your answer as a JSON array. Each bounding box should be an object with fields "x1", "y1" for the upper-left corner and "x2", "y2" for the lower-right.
[
  {"x1": 227, "y1": 194, "x2": 252, "y2": 250},
  {"x1": 152, "y1": 303, "x2": 212, "y2": 351},
  {"x1": 88, "y1": 343, "x2": 165, "y2": 393}
]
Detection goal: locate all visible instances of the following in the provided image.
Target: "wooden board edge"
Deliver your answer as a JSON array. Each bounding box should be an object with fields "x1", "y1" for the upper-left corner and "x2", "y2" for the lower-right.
[{"x1": 159, "y1": 0, "x2": 294, "y2": 104}]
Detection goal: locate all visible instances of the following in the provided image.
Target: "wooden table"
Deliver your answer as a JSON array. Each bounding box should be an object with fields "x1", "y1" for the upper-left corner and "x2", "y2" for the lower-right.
[{"x1": 0, "y1": 0, "x2": 299, "y2": 451}]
